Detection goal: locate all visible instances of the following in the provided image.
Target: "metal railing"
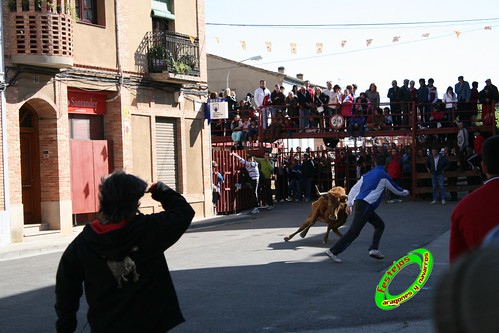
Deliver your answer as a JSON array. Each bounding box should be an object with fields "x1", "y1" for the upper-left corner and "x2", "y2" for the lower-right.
[
  {"x1": 145, "y1": 31, "x2": 200, "y2": 76},
  {"x1": 211, "y1": 100, "x2": 497, "y2": 142}
]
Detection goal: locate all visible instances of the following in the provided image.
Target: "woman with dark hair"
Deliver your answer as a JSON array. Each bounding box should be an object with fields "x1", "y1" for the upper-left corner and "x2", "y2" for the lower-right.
[
  {"x1": 365, "y1": 83, "x2": 380, "y2": 109},
  {"x1": 330, "y1": 84, "x2": 343, "y2": 115},
  {"x1": 55, "y1": 170, "x2": 194, "y2": 333}
]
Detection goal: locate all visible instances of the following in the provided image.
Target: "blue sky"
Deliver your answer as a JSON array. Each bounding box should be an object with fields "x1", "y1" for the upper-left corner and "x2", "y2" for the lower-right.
[{"x1": 205, "y1": 0, "x2": 499, "y2": 100}]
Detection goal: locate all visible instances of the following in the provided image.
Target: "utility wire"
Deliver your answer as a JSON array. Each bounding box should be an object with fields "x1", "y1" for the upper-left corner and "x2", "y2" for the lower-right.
[{"x1": 206, "y1": 17, "x2": 499, "y2": 28}]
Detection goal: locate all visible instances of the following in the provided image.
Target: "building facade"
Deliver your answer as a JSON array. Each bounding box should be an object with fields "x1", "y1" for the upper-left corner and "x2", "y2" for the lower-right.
[{"x1": 0, "y1": 0, "x2": 211, "y2": 246}]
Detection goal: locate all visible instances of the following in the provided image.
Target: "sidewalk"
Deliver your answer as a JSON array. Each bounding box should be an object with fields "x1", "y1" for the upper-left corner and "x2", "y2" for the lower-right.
[{"x1": 0, "y1": 212, "x2": 252, "y2": 261}]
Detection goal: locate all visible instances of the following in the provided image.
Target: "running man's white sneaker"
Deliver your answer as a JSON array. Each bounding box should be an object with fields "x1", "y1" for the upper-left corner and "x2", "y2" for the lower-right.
[
  {"x1": 326, "y1": 249, "x2": 342, "y2": 263},
  {"x1": 442, "y1": 200, "x2": 446, "y2": 205},
  {"x1": 369, "y1": 249, "x2": 385, "y2": 259},
  {"x1": 251, "y1": 208, "x2": 260, "y2": 214},
  {"x1": 431, "y1": 200, "x2": 438, "y2": 204}
]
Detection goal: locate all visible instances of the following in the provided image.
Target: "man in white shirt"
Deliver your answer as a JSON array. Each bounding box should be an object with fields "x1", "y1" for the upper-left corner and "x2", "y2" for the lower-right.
[
  {"x1": 254, "y1": 80, "x2": 271, "y2": 129},
  {"x1": 323, "y1": 81, "x2": 335, "y2": 129}
]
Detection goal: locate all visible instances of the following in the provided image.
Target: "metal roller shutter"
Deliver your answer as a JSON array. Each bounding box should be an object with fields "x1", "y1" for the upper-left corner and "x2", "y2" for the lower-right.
[{"x1": 155, "y1": 117, "x2": 178, "y2": 190}]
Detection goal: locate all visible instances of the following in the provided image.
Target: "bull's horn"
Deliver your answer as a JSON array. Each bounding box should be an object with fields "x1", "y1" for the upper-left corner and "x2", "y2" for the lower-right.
[
  {"x1": 341, "y1": 195, "x2": 348, "y2": 200},
  {"x1": 315, "y1": 185, "x2": 323, "y2": 196}
]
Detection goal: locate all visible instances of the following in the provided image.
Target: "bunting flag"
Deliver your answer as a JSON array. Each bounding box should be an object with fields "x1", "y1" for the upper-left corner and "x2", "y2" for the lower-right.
[
  {"x1": 316, "y1": 42, "x2": 323, "y2": 54},
  {"x1": 210, "y1": 26, "x2": 491, "y2": 54},
  {"x1": 189, "y1": 35, "x2": 196, "y2": 44},
  {"x1": 265, "y1": 41, "x2": 272, "y2": 52}
]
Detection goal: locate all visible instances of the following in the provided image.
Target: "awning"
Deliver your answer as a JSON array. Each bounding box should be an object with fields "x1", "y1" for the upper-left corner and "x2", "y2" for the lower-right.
[{"x1": 151, "y1": 0, "x2": 175, "y2": 20}]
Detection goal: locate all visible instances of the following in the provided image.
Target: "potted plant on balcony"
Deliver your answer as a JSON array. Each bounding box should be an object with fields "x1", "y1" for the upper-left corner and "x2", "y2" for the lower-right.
[
  {"x1": 177, "y1": 54, "x2": 197, "y2": 72},
  {"x1": 149, "y1": 44, "x2": 174, "y2": 73},
  {"x1": 172, "y1": 61, "x2": 192, "y2": 75}
]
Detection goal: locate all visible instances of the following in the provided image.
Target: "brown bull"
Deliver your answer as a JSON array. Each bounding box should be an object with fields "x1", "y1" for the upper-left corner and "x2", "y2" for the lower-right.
[{"x1": 284, "y1": 186, "x2": 348, "y2": 244}]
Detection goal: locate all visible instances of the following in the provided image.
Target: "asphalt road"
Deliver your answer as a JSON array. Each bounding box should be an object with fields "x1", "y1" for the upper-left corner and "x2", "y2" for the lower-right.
[{"x1": 0, "y1": 198, "x2": 454, "y2": 333}]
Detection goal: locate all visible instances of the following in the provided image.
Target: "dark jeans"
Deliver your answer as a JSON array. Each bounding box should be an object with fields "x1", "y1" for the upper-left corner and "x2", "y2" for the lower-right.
[
  {"x1": 289, "y1": 178, "x2": 301, "y2": 199},
  {"x1": 260, "y1": 177, "x2": 273, "y2": 206},
  {"x1": 387, "y1": 178, "x2": 402, "y2": 200},
  {"x1": 457, "y1": 100, "x2": 471, "y2": 126},
  {"x1": 250, "y1": 178, "x2": 259, "y2": 208},
  {"x1": 330, "y1": 200, "x2": 385, "y2": 255},
  {"x1": 391, "y1": 105, "x2": 402, "y2": 127},
  {"x1": 348, "y1": 118, "x2": 365, "y2": 137},
  {"x1": 301, "y1": 177, "x2": 313, "y2": 200},
  {"x1": 276, "y1": 175, "x2": 288, "y2": 201}
]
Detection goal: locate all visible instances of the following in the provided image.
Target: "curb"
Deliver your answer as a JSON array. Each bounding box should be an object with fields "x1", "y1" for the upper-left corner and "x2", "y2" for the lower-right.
[
  {"x1": 189, "y1": 212, "x2": 253, "y2": 230},
  {"x1": 0, "y1": 212, "x2": 253, "y2": 261}
]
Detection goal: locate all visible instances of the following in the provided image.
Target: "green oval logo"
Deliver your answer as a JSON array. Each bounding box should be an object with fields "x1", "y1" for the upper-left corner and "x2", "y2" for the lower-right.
[{"x1": 375, "y1": 248, "x2": 433, "y2": 310}]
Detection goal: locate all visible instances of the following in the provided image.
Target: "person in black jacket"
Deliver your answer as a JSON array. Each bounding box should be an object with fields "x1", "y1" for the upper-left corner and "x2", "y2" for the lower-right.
[
  {"x1": 55, "y1": 170, "x2": 194, "y2": 333},
  {"x1": 425, "y1": 147, "x2": 449, "y2": 204},
  {"x1": 301, "y1": 153, "x2": 315, "y2": 201}
]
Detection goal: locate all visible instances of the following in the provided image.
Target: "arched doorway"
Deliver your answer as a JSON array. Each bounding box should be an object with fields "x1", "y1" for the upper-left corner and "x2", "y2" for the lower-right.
[{"x1": 20, "y1": 105, "x2": 41, "y2": 224}]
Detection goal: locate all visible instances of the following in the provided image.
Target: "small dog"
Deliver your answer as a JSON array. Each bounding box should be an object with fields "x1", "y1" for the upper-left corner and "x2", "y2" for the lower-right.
[{"x1": 284, "y1": 186, "x2": 348, "y2": 244}]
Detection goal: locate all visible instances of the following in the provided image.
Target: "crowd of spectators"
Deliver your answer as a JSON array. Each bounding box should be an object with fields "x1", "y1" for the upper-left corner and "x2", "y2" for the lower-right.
[
  {"x1": 210, "y1": 77, "x2": 498, "y2": 149},
  {"x1": 249, "y1": 134, "x2": 485, "y2": 207}
]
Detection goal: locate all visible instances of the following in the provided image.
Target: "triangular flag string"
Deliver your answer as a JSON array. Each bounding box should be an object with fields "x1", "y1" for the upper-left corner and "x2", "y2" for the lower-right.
[{"x1": 211, "y1": 26, "x2": 491, "y2": 54}]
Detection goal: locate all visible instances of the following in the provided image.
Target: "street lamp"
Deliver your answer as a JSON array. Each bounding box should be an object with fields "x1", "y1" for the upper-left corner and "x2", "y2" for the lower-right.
[{"x1": 226, "y1": 55, "x2": 263, "y2": 89}]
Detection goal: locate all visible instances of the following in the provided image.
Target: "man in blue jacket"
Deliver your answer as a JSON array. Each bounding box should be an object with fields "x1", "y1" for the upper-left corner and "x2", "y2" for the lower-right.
[{"x1": 326, "y1": 155, "x2": 409, "y2": 263}]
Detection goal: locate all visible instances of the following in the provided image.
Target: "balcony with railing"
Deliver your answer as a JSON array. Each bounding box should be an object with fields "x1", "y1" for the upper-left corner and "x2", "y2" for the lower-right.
[
  {"x1": 8, "y1": 0, "x2": 73, "y2": 69},
  {"x1": 145, "y1": 31, "x2": 200, "y2": 82}
]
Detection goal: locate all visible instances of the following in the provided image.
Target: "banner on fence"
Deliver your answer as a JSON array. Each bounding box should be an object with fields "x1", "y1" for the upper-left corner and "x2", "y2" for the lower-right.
[{"x1": 208, "y1": 99, "x2": 229, "y2": 120}]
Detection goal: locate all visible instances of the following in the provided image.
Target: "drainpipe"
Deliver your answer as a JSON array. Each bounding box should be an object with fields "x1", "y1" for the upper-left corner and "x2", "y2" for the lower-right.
[
  {"x1": 0, "y1": 0, "x2": 11, "y2": 245},
  {"x1": 106, "y1": 0, "x2": 122, "y2": 103}
]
